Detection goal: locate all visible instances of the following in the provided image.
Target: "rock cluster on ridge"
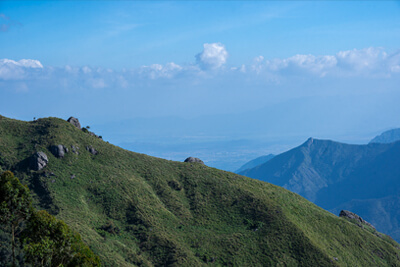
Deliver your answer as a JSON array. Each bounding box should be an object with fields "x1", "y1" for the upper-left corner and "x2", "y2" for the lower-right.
[
  {"x1": 67, "y1": 117, "x2": 81, "y2": 129},
  {"x1": 184, "y1": 157, "x2": 204, "y2": 165},
  {"x1": 339, "y1": 210, "x2": 375, "y2": 230}
]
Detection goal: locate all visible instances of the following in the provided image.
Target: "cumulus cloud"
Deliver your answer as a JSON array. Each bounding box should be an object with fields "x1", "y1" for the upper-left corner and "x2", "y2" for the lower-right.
[
  {"x1": 89, "y1": 78, "x2": 106, "y2": 89},
  {"x1": 335, "y1": 47, "x2": 388, "y2": 75},
  {"x1": 196, "y1": 43, "x2": 228, "y2": 70},
  {"x1": 250, "y1": 56, "x2": 265, "y2": 74},
  {"x1": 0, "y1": 59, "x2": 43, "y2": 68},
  {"x1": 139, "y1": 62, "x2": 183, "y2": 79},
  {"x1": 1, "y1": 46, "x2": 399, "y2": 93},
  {"x1": 0, "y1": 59, "x2": 43, "y2": 80},
  {"x1": 82, "y1": 66, "x2": 92, "y2": 74},
  {"x1": 264, "y1": 54, "x2": 337, "y2": 77},
  {"x1": 387, "y1": 51, "x2": 400, "y2": 73},
  {"x1": 251, "y1": 47, "x2": 400, "y2": 78}
]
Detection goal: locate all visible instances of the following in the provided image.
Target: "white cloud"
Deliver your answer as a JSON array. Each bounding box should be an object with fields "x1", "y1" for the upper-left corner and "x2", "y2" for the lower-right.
[
  {"x1": 251, "y1": 56, "x2": 265, "y2": 73},
  {"x1": 196, "y1": 43, "x2": 228, "y2": 70},
  {"x1": 336, "y1": 47, "x2": 387, "y2": 74},
  {"x1": 252, "y1": 48, "x2": 400, "y2": 78},
  {"x1": 17, "y1": 59, "x2": 43, "y2": 68},
  {"x1": 0, "y1": 59, "x2": 43, "y2": 68},
  {"x1": 89, "y1": 78, "x2": 106, "y2": 89},
  {"x1": 82, "y1": 66, "x2": 92, "y2": 74},
  {"x1": 1, "y1": 46, "x2": 399, "y2": 93},
  {"x1": 140, "y1": 62, "x2": 183, "y2": 79},
  {"x1": 0, "y1": 59, "x2": 43, "y2": 80},
  {"x1": 263, "y1": 54, "x2": 337, "y2": 77},
  {"x1": 64, "y1": 65, "x2": 79, "y2": 74},
  {"x1": 387, "y1": 51, "x2": 400, "y2": 74}
]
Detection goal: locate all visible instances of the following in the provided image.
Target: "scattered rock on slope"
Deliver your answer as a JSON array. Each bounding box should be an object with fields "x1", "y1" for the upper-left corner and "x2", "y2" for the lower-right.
[
  {"x1": 184, "y1": 157, "x2": 204, "y2": 165},
  {"x1": 30, "y1": 152, "x2": 49, "y2": 171},
  {"x1": 67, "y1": 117, "x2": 81, "y2": 129},
  {"x1": 86, "y1": 146, "x2": 98, "y2": 155},
  {"x1": 71, "y1": 145, "x2": 79, "y2": 154},
  {"x1": 89, "y1": 131, "x2": 103, "y2": 140},
  {"x1": 339, "y1": 210, "x2": 375, "y2": 229},
  {"x1": 50, "y1": 145, "x2": 68, "y2": 158}
]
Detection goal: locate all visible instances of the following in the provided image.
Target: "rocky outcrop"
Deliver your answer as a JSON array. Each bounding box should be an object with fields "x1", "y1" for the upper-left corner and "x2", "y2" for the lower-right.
[
  {"x1": 89, "y1": 131, "x2": 102, "y2": 139},
  {"x1": 50, "y1": 145, "x2": 68, "y2": 158},
  {"x1": 339, "y1": 210, "x2": 376, "y2": 229},
  {"x1": 30, "y1": 152, "x2": 49, "y2": 171},
  {"x1": 184, "y1": 157, "x2": 204, "y2": 165},
  {"x1": 67, "y1": 117, "x2": 81, "y2": 129},
  {"x1": 86, "y1": 146, "x2": 98, "y2": 155},
  {"x1": 82, "y1": 126, "x2": 102, "y2": 140}
]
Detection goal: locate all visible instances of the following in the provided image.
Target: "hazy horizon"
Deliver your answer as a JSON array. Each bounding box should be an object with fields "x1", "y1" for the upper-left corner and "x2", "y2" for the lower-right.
[{"x1": 1, "y1": 1, "x2": 400, "y2": 170}]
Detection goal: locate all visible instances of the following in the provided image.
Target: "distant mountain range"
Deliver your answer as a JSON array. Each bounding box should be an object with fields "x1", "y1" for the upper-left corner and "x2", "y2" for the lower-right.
[
  {"x1": 370, "y1": 128, "x2": 400, "y2": 144},
  {"x1": 235, "y1": 154, "x2": 275, "y2": 173},
  {"x1": 239, "y1": 137, "x2": 400, "y2": 241}
]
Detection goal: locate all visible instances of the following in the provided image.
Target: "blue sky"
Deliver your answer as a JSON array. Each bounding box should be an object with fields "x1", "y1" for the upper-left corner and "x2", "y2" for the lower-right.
[
  {"x1": 1, "y1": 1, "x2": 400, "y2": 170},
  {"x1": 2, "y1": 1, "x2": 400, "y2": 68}
]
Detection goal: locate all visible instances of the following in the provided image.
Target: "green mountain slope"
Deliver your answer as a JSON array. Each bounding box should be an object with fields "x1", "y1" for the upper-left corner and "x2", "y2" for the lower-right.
[{"x1": 0, "y1": 115, "x2": 400, "y2": 266}]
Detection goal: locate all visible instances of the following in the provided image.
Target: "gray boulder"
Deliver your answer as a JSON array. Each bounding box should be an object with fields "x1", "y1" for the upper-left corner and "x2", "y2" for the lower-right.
[
  {"x1": 86, "y1": 146, "x2": 98, "y2": 155},
  {"x1": 184, "y1": 157, "x2": 204, "y2": 165},
  {"x1": 30, "y1": 152, "x2": 49, "y2": 171},
  {"x1": 67, "y1": 117, "x2": 81, "y2": 129},
  {"x1": 339, "y1": 210, "x2": 375, "y2": 229},
  {"x1": 50, "y1": 145, "x2": 68, "y2": 158}
]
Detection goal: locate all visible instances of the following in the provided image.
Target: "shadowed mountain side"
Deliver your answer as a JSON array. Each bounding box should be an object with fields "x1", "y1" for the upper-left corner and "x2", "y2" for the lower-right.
[
  {"x1": 240, "y1": 138, "x2": 393, "y2": 201},
  {"x1": 240, "y1": 138, "x2": 400, "y2": 241},
  {"x1": 235, "y1": 154, "x2": 275, "y2": 174},
  {"x1": 317, "y1": 141, "x2": 400, "y2": 207}
]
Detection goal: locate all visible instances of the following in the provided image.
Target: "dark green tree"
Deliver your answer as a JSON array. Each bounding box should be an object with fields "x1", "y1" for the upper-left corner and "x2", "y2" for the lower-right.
[
  {"x1": 23, "y1": 210, "x2": 101, "y2": 266},
  {"x1": 0, "y1": 171, "x2": 101, "y2": 266},
  {"x1": 0, "y1": 171, "x2": 33, "y2": 266}
]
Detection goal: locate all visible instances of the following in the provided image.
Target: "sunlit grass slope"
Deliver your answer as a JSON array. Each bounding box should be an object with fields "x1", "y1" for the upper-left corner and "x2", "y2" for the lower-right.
[{"x1": 0, "y1": 115, "x2": 399, "y2": 266}]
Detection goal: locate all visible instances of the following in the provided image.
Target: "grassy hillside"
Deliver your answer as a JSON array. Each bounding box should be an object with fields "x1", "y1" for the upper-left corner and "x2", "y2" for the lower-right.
[{"x1": 1, "y1": 115, "x2": 400, "y2": 266}]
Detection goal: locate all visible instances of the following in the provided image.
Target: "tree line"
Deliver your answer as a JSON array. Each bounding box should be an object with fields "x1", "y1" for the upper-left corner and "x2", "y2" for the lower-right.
[{"x1": 0, "y1": 171, "x2": 100, "y2": 266}]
